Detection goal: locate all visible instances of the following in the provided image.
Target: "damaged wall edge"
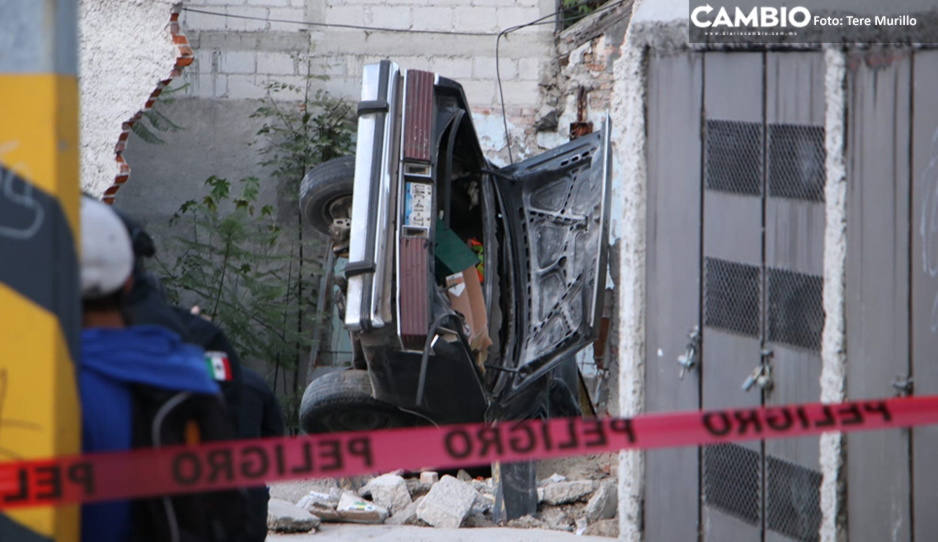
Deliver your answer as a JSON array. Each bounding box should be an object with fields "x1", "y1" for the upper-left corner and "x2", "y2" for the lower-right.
[
  {"x1": 79, "y1": 1, "x2": 194, "y2": 202},
  {"x1": 612, "y1": 5, "x2": 650, "y2": 542},
  {"x1": 819, "y1": 45, "x2": 848, "y2": 542}
]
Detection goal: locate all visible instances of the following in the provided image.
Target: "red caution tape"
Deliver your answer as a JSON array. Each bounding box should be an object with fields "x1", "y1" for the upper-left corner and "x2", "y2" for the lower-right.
[{"x1": 1, "y1": 395, "x2": 936, "y2": 509}]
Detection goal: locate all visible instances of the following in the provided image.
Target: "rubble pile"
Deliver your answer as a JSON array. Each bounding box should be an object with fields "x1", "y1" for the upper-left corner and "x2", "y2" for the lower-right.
[{"x1": 276, "y1": 468, "x2": 618, "y2": 537}]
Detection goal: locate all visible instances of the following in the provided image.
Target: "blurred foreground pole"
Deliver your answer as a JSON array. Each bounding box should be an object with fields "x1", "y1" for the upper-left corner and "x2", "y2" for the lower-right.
[{"x1": 0, "y1": 1, "x2": 82, "y2": 540}]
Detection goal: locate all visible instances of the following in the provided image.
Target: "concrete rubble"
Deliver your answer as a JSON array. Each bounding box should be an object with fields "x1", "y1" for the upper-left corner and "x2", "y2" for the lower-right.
[
  {"x1": 539, "y1": 480, "x2": 595, "y2": 505},
  {"x1": 279, "y1": 465, "x2": 618, "y2": 537},
  {"x1": 416, "y1": 475, "x2": 479, "y2": 528},
  {"x1": 267, "y1": 498, "x2": 321, "y2": 533},
  {"x1": 360, "y1": 473, "x2": 413, "y2": 515}
]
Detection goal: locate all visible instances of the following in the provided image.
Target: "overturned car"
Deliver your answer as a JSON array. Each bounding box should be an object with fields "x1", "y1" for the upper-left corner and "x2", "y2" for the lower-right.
[{"x1": 299, "y1": 60, "x2": 611, "y2": 433}]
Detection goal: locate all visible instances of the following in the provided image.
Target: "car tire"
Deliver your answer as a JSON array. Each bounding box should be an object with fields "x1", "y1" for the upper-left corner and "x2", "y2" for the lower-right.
[
  {"x1": 299, "y1": 369, "x2": 413, "y2": 433},
  {"x1": 300, "y1": 155, "x2": 355, "y2": 236}
]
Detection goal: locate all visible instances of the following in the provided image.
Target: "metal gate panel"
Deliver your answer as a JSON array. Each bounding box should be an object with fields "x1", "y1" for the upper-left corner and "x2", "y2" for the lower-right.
[
  {"x1": 845, "y1": 49, "x2": 912, "y2": 542},
  {"x1": 911, "y1": 49, "x2": 938, "y2": 542},
  {"x1": 702, "y1": 51, "x2": 764, "y2": 542},
  {"x1": 644, "y1": 51, "x2": 703, "y2": 542},
  {"x1": 764, "y1": 52, "x2": 825, "y2": 542}
]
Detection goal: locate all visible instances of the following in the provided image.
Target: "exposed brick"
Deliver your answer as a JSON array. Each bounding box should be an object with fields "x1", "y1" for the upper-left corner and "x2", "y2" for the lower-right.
[
  {"x1": 220, "y1": 51, "x2": 256, "y2": 74},
  {"x1": 370, "y1": 6, "x2": 412, "y2": 30},
  {"x1": 453, "y1": 6, "x2": 498, "y2": 33}
]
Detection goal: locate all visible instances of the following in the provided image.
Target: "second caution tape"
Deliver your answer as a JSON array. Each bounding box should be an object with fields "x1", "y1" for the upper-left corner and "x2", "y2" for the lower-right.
[{"x1": 1, "y1": 395, "x2": 935, "y2": 508}]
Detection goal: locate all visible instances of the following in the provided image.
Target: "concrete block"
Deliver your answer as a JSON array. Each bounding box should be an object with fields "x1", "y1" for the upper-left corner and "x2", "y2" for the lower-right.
[
  {"x1": 359, "y1": 473, "x2": 412, "y2": 515},
  {"x1": 429, "y1": 57, "x2": 472, "y2": 80},
  {"x1": 453, "y1": 6, "x2": 498, "y2": 32},
  {"x1": 267, "y1": 498, "x2": 320, "y2": 533},
  {"x1": 416, "y1": 475, "x2": 478, "y2": 529},
  {"x1": 498, "y1": 80, "x2": 541, "y2": 107},
  {"x1": 257, "y1": 51, "x2": 296, "y2": 75},
  {"x1": 325, "y1": 5, "x2": 366, "y2": 26},
  {"x1": 585, "y1": 481, "x2": 618, "y2": 521},
  {"x1": 225, "y1": 7, "x2": 271, "y2": 32},
  {"x1": 539, "y1": 480, "x2": 594, "y2": 505},
  {"x1": 220, "y1": 51, "x2": 256, "y2": 74},
  {"x1": 412, "y1": 7, "x2": 453, "y2": 32},
  {"x1": 371, "y1": 6, "x2": 412, "y2": 30},
  {"x1": 472, "y1": 56, "x2": 497, "y2": 80},
  {"x1": 539, "y1": 507, "x2": 574, "y2": 532},
  {"x1": 268, "y1": 7, "x2": 307, "y2": 31},
  {"x1": 386, "y1": 496, "x2": 425, "y2": 526},
  {"x1": 518, "y1": 57, "x2": 542, "y2": 80},
  {"x1": 419, "y1": 471, "x2": 439, "y2": 484},
  {"x1": 226, "y1": 74, "x2": 265, "y2": 99},
  {"x1": 250, "y1": 0, "x2": 292, "y2": 6},
  {"x1": 182, "y1": 9, "x2": 226, "y2": 32},
  {"x1": 496, "y1": 7, "x2": 540, "y2": 30}
]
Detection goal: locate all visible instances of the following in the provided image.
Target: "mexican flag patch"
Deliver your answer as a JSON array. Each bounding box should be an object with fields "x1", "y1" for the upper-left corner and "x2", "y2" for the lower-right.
[{"x1": 205, "y1": 351, "x2": 232, "y2": 382}]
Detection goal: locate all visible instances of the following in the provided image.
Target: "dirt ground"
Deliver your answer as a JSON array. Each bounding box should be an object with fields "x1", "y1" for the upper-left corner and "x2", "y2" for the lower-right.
[{"x1": 266, "y1": 524, "x2": 614, "y2": 541}]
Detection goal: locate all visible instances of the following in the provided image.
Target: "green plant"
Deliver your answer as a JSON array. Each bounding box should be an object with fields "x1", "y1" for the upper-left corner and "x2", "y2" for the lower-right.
[
  {"x1": 561, "y1": 0, "x2": 606, "y2": 29},
  {"x1": 130, "y1": 84, "x2": 188, "y2": 144}
]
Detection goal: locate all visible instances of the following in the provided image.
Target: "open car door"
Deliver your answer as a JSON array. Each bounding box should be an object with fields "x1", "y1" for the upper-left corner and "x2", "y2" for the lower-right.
[{"x1": 493, "y1": 117, "x2": 612, "y2": 400}]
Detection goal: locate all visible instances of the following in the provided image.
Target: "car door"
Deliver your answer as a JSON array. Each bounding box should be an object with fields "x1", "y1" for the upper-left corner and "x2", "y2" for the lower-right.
[{"x1": 492, "y1": 117, "x2": 612, "y2": 399}]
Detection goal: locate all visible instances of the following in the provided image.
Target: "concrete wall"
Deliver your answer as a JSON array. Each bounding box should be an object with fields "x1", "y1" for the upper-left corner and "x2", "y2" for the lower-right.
[
  {"x1": 176, "y1": 0, "x2": 556, "y2": 163},
  {"x1": 79, "y1": 0, "x2": 181, "y2": 198}
]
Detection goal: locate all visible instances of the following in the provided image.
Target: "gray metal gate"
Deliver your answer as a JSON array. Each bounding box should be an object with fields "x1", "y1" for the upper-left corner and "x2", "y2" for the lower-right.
[{"x1": 645, "y1": 51, "x2": 826, "y2": 542}]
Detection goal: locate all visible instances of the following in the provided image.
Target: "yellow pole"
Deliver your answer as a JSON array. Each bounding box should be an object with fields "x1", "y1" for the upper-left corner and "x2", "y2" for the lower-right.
[{"x1": 0, "y1": 1, "x2": 82, "y2": 540}]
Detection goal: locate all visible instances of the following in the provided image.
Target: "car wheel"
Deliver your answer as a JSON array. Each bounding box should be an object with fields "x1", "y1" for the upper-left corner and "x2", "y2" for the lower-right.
[
  {"x1": 300, "y1": 155, "x2": 355, "y2": 237},
  {"x1": 299, "y1": 369, "x2": 413, "y2": 433}
]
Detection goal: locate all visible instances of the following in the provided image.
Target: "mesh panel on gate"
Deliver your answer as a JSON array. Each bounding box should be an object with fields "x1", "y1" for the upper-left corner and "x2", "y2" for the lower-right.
[
  {"x1": 767, "y1": 268, "x2": 824, "y2": 351},
  {"x1": 703, "y1": 443, "x2": 762, "y2": 525},
  {"x1": 766, "y1": 455, "x2": 822, "y2": 541},
  {"x1": 767, "y1": 124, "x2": 826, "y2": 202},
  {"x1": 705, "y1": 120, "x2": 763, "y2": 196},
  {"x1": 704, "y1": 257, "x2": 761, "y2": 337}
]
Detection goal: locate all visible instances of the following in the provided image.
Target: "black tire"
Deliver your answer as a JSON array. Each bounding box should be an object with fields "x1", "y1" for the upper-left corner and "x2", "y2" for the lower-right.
[
  {"x1": 299, "y1": 370, "x2": 413, "y2": 433},
  {"x1": 300, "y1": 155, "x2": 355, "y2": 236}
]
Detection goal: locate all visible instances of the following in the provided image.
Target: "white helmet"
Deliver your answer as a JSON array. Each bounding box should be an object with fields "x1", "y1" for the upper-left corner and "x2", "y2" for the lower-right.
[{"x1": 80, "y1": 197, "x2": 134, "y2": 300}]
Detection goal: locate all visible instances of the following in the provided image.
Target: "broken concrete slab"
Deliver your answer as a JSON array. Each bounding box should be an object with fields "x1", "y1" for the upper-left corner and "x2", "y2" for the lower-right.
[
  {"x1": 267, "y1": 498, "x2": 321, "y2": 533},
  {"x1": 540, "y1": 480, "x2": 595, "y2": 505},
  {"x1": 584, "y1": 518, "x2": 619, "y2": 538},
  {"x1": 360, "y1": 473, "x2": 412, "y2": 515},
  {"x1": 419, "y1": 471, "x2": 439, "y2": 484},
  {"x1": 585, "y1": 481, "x2": 618, "y2": 522},
  {"x1": 334, "y1": 492, "x2": 389, "y2": 524},
  {"x1": 406, "y1": 478, "x2": 433, "y2": 499},
  {"x1": 470, "y1": 492, "x2": 494, "y2": 516},
  {"x1": 456, "y1": 469, "x2": 472, "y2": 482},
  {"x1": 386, "y1": 496, "x2": 425, "y2": 526},
  {"x1": 416, "y1": 475, "x2": 479, "y2": 529}
]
